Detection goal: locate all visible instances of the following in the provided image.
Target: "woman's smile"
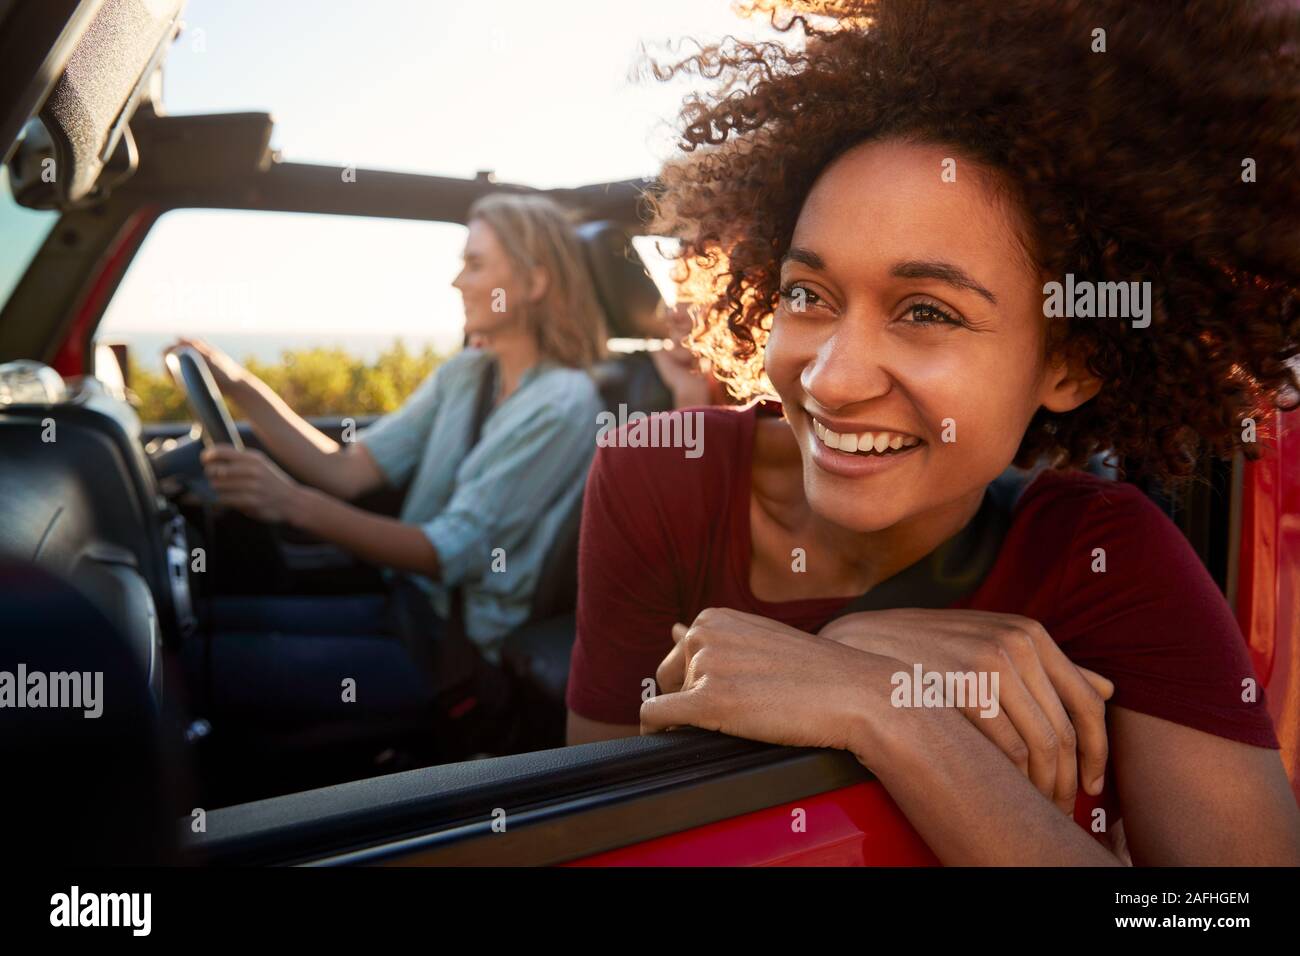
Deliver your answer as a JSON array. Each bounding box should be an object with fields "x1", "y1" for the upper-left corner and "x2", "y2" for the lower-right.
[
  {"x1": 805, "y1": 413, "x2": 926, "y2": 478},
  {"x1": 810, "y1": 415, "x2": 921, "y2": 453}
]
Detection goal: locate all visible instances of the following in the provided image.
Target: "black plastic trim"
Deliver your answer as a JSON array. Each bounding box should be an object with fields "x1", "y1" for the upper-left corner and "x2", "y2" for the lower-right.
[{"x1": 184, "y1": 730, "x2": 871, "y2": 866}]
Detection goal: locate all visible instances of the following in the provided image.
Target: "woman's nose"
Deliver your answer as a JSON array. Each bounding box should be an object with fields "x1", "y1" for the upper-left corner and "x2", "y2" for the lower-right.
[{"x1": 800, "y1": 328, "x2": 895, "y2": 412}]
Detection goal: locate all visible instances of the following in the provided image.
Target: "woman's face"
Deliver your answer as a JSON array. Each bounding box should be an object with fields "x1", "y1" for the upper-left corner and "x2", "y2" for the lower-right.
[
  {"x1": 764, "y1": 138, "x2": 1094, "y2": 533},
  {"x1": 453, "y1": 219, "x2": 530, "y2": 341}
]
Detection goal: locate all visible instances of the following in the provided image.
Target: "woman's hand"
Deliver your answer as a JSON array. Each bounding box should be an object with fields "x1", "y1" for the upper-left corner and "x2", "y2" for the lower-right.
[
  {"x1": 650, "y1": 347, "x2": 714, "y2": 409},
  {"x1": 648, "y1": 304, "x2": 726, "y2": 408},
  {"x1": 642, "y1": 607, "x2": 904, "y2": 754},
  {"x1": 819, "y1": 608, "x2": 1114, "y2": 813},
  {"x1": 201, "y1": 445, "x2": 303, "y2": 524},
  {"x1": 163, "y1": 337, "x2": 248, "y2": 395}
]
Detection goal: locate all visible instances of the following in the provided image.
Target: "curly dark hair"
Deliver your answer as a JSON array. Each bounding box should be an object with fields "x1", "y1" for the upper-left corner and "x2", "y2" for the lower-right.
[{"x1": 647, "y1": 0, "x2": 1300, "y2": 480}]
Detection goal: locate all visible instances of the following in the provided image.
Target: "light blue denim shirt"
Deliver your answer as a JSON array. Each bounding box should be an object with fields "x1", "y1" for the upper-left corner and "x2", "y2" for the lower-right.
[{"x1": 358, "y1": 348, "x2": 601, "y2": 661}]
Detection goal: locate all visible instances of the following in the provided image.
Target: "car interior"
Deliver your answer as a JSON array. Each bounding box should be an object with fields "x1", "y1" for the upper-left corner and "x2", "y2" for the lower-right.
[{"x1": 0, "y1": 0, "x2": 1266, "y2": 866}]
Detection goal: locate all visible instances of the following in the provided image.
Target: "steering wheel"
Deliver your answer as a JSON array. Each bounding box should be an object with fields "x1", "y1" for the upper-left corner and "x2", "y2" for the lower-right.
[{"x1": 163, "y1": 346, "x2": 244, "y2": 450}]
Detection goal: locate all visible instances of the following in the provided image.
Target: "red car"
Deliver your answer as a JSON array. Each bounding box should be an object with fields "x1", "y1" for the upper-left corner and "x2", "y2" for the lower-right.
[{"x1": 0, "y1": 0, "x2": 1295, "y2": 868}]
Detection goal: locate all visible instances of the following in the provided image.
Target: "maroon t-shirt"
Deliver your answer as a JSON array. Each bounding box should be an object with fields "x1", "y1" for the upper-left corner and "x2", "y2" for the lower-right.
[{"x1": 566, "y1": 401, "x2": 1280, "y2": 751}]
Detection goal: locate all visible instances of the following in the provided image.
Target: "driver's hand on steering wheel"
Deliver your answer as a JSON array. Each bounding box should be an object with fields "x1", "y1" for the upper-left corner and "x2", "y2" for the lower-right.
[
  {"x1": 202, "y1": 445, "x2": 301, "y2": 525},
  {"x1": 163, "y1": 337, "x2": 248, "y2": 395}
]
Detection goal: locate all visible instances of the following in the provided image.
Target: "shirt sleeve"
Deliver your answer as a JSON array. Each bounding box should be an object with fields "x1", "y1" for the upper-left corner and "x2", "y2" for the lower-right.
[
  {"x1": 356, "y1": 367, "x2": 443, "y2": 487},
  {"x1": 565, "y1": 440, "x2": 686, "y2": 725},
  {"x1": 418, "y1": 394, "x2": 597, "y2": 589},
  {"x1": 1047, "y1": 481, "x2": 1280, "y2": 749}
]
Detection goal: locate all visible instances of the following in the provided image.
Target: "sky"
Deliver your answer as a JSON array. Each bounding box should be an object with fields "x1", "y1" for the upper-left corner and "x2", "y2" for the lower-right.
[{"x1": 89, "y1": 0, "x2": 791, "y2": 355}]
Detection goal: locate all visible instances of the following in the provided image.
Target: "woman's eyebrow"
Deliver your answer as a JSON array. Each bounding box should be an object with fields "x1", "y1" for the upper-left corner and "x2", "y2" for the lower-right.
[
  {"x1": 780, "y1": 246, "x2": 826, "y2": 270},
  {"x1": 891, "y1": 259, "x2": 998, "y2": 305}
]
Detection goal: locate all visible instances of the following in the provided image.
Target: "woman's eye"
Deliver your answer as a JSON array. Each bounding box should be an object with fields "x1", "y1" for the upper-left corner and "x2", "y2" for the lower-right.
[
  {"x1": 779, "y1": 284, "x2": 822, "y2": 311},
  {"x1": 903, "y1": 302, "x2": 963, "y2": 327}
]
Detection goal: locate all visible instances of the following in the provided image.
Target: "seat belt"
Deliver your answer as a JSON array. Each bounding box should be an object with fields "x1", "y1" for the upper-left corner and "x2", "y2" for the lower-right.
[
  {"x1": 445, "y1": 356, "x2": 499, "y2": 640},
  {"x1": 823, "y1": 476, "x2": 1020, "y2": 620},
  {"x1": 468, "y1": 356, "x2": 501, "y2": 444}
]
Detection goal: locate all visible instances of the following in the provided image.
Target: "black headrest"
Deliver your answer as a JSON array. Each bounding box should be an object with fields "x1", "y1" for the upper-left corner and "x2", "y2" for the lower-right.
[{"x1": 574, "y1": 221, "x2": 663, "y2": 339}]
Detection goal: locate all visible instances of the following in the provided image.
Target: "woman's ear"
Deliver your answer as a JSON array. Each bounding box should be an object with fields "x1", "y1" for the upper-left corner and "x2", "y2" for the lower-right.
[
  {"x1": 527, "y1": 266, "x2": 549, "y2": 303},
  {"x1": 1039, "y1": 351, "x2": 1102, "y2": 413}
]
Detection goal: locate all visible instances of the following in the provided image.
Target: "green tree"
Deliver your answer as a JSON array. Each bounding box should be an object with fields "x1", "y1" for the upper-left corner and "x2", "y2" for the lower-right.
[{"x1": 128, "y1": 340, "x2": 445, "y2": 423}]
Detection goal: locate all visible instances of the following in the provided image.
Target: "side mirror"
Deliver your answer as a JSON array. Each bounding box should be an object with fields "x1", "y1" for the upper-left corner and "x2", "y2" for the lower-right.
[
  {"x1": 110, "y1": 342, "x2": 130, "y2": 390},
  {"x1": 93, "y1": 341, "x2": 129, "y2": 399}
]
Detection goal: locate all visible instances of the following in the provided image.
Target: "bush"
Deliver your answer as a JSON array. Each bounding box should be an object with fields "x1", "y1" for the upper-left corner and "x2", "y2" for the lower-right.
[{"x1": 128, "y1": 340, "x2": 445, "y2": 422}]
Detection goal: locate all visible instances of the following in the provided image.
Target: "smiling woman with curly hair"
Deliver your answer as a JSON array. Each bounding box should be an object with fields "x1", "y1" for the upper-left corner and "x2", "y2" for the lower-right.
[{"x1": 565, "y1": 0, "x2": 1300, "y2": 865}]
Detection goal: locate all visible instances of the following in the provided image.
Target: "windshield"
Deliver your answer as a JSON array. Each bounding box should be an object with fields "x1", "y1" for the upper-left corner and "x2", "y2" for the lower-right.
[{"x1": 0, "y1": 165, "x2": 57, "y2": 316}]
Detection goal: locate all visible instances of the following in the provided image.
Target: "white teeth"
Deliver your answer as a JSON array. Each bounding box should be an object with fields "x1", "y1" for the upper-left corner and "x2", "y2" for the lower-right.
[{"x1": 811, "y1": 418, "x2": 919, "y2": 456}]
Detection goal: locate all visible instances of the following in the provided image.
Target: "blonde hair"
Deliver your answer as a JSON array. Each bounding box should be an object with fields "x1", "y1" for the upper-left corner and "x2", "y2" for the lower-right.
[{"x1": 467, "y1": 193, "x2": 608, "y2": 368}]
